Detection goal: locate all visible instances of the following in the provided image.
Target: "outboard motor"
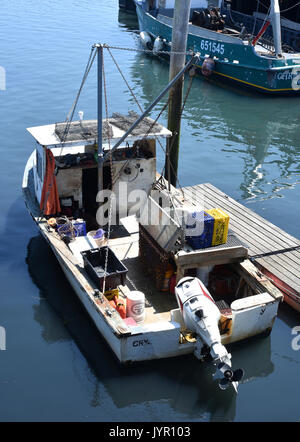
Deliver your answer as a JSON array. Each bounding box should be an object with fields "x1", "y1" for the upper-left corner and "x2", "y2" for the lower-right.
[
  {"x1": 191, "y1": 8, "x2": 225, "y2": 31},
  {"x1": 175, "y1": 277, "x2": 244, "y2": 392}
]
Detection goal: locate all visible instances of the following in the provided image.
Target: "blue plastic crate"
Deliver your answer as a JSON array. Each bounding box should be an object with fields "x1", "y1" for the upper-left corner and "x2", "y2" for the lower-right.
[
  {"x1": 73, "y1": 221, "x2": 87, "y2": 237},
  {"x1": 185, "y1": 211, "x2": 214, "y2": 249}
]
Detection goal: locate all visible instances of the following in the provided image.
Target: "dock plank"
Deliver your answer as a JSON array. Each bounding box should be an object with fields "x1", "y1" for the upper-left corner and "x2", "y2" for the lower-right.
[
  {"x1": 183, "y1": 185, "x2": 300, "y2": 272},
  {"x1": 183, "y1": 183, "x2": 300, "y2": 295},
  {"x1": 183, "y1": 184, "x2": 300, "y2": 282}
]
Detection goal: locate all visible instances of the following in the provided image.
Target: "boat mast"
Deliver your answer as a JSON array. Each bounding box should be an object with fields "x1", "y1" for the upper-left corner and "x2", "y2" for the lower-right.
[
  {"x1": 96, "y1": 43, "x2": 104, "y2": 194},
  {"x1": 271, "y1": 0, "x2": 283, "y2": 57},
  {"x1": 164, "y1": 0, "x2": 191, "y2": 189}
]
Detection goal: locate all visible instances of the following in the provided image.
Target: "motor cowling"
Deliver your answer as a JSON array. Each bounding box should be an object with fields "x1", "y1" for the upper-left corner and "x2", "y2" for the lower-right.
[
  {"x1": 175, "y1": 277, "x2": 244, "y2": 392},
  {"x1": 175, "y1": 277, "x2": 224, "y2": 354}
]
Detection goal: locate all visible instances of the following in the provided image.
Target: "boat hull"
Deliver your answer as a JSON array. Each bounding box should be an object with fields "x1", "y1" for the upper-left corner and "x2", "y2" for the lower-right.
[
  {"x1": 257, "y1": 264, "x2": 300, "y2": 313},
  {"x1": 23, "y1": 152, "x2": 282, "y2": 363},
  {"x1": 135, "y1": 4, "x2": 300, "y2": 95}
]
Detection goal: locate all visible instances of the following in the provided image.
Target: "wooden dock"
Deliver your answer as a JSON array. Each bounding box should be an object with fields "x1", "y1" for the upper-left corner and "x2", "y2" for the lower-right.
[{"x1": 182, "y1": 183, "x2": 300, "y2": 312}]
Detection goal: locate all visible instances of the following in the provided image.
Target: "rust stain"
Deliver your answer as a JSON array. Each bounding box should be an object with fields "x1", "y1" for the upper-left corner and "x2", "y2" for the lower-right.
[{"x1": 219, "y1": 313, "x2": 233, "y2": 336}]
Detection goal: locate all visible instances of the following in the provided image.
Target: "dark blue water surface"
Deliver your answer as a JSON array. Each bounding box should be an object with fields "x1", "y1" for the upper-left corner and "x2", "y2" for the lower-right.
[{"x1": 0, "y1": 1, "x2": 300, "y2": 422}]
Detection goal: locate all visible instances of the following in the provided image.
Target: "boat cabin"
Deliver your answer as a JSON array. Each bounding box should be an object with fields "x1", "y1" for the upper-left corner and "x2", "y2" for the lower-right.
[{"x1": 27, "y1": 113, "x2": 171, "y2": 226}]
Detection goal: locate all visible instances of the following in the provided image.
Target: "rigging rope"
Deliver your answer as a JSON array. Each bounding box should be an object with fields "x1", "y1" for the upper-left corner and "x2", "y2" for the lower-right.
[
  {"x1": 102, "y1": 43, "x2": 193, "y2": 56},
  {"x1": 105, "y1": 45, "x2": 196, "y2": 198},
  {"x1": 248, "y1": 1, "x2": 300, "y2": 17},
  {"x1": 60, "y1": 46, "x2": 97, "y2": 146},
  {"x1": 250, "y1": 245, "x2": 300, "y2": 260},
  {"x1": 280, "y1": 1, "x2": 300, "y2": 13}
]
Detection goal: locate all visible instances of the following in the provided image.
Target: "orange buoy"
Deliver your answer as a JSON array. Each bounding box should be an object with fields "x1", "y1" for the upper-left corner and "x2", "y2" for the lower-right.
[{"x1": 115, "y1": 298, "x2": 126, "y2": 319}]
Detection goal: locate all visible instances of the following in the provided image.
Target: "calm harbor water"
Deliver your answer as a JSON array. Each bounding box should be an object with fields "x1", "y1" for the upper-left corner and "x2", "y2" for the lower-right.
[{"x1": 0, "y1": 1, "x2": 300, "y2": 422}]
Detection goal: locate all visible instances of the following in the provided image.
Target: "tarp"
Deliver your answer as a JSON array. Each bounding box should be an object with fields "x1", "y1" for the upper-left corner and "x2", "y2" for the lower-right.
[{"x1": 40, "y1": 149, "x2": 61, "y2": 216}]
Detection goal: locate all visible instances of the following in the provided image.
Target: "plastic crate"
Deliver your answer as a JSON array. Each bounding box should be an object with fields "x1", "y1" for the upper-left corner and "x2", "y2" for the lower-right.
[
  {"x1": 206, "y1": 208, "x2": 229, "y2": 246},
  {"x1": 185, "y1": 211, "x2": 214, "y2": 249},
  {"x1": 81, "y1": 247, "x2": 128, "y2": 290}
]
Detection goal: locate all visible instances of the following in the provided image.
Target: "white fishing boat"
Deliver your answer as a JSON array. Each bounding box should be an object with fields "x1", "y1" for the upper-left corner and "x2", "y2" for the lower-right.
[{"x1": 22, "y1": 43, "x2": 283, "y2": 391}]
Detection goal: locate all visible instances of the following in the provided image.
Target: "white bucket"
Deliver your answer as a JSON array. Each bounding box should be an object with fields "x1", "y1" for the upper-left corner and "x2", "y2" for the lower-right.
[{"x1": 126, "y1": 291, "x2": 145, "y2": 324}]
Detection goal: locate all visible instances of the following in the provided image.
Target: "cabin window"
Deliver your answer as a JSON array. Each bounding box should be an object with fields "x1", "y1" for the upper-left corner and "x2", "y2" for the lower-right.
[{"x1": 36, "y1": 150, "x2": 43, "y2": 181}]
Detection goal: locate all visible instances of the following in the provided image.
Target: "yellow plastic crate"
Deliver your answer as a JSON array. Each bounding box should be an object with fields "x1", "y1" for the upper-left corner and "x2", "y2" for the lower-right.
[
  {"x1": 206, "y1": 208, "x2": 229, "y2": 246},
  {"x1": 104, "y1": 288, "x2": 119, "y2": 301}
]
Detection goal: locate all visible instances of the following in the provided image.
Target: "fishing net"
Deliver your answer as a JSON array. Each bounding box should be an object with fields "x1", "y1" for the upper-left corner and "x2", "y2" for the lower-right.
[
  {"x1": 57, "y1": 216, "x2": 78, "y2": 241},
  {"x1": 55, "y1": 120, "x2": 113, "y2": 142}
]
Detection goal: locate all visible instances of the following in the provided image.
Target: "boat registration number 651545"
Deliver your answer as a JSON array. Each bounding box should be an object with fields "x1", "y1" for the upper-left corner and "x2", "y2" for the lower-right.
[{"x1": 200, "y1": 40, "x2": 225, "y2": 55}]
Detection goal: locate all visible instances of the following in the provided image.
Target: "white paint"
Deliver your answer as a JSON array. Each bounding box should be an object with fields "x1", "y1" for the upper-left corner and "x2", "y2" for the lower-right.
[
  {"x1": 56, "y1": 168, "x2": 83, "y2": 208},
  {"x1": 159, "y1": 0, "x2": 208, "y2": 8},
  {"x1": 27, "y1": 120, "x2": 171, "y2": 149},
  {"x1": 126, "y1": 291, "x2": 146, "y2": 323},
  {"x1": 33, "y1": 145, "x2": 45, "y2": 204},
  {"x1": 68, "y1": 236, "x2": 98, "y2": 265},
  {"x1": 291, "y1": 326, "x2": 300, "y2": 351},
  {"x1": 112, "y1": 157, "x2": 156, "y2": 216},
  {"x1": 123, "y1": 321, "x2": 183, "y2": 362},
  {"x1": 0, "y1": 326, "x2": 6, "y2": 350},
  {"x1": 0, "y1": 66, "x2": 6, "y2": 91},
  {"x1": 227, "y1": 294, "x2": 278, "y2": 344}
]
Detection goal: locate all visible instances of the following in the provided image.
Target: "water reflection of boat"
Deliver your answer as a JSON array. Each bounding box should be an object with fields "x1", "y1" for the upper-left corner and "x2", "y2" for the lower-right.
[
  {"x1": 118, "y1": 9, "x2": 139, "y2": 31},
  {"x1": 119, "y1": 0, "x2": 137, "y2": 14},
  {"x1": 26, "y1": 234, "x2": 275, "y2": 420}
]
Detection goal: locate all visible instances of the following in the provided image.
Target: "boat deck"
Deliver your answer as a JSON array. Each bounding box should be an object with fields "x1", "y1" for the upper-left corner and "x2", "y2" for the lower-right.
[
  {"x1": 182, "y1": 183, "x2": 300, "y2": 309},
  {"x1": 108, "y1": 218, "x2": 178, "y2": 325}
]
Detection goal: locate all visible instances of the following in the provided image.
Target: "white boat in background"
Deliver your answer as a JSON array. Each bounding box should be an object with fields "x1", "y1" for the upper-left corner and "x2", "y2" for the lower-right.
[{"x1": 22, "y1": 43, "x2": 283, "y2": 391}]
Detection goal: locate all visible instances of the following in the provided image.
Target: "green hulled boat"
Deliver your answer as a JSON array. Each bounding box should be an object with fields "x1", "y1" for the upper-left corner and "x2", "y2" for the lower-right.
[{"x1": 134, "y1": 0, "x2": 300, "y2": 95}]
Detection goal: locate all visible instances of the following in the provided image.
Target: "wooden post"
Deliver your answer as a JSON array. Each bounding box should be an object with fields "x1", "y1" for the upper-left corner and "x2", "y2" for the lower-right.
[
  {"x1": 97, "y1": 44, "x2": 104, "y2": 194},
  {"x1": 164, "y1": 0, "x2": 191, "y2": 188}
]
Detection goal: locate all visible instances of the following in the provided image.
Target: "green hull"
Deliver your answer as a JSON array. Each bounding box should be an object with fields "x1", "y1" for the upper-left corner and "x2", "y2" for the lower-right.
[{"x1": 136, "y1": 4, "x2": 300, "y2": 95}]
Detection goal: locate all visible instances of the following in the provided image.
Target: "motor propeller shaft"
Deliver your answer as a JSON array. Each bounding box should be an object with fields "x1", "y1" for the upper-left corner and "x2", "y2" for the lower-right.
[{"x1": 218, "y1": 362, "x2": 244, "y2": 392}]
